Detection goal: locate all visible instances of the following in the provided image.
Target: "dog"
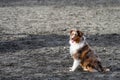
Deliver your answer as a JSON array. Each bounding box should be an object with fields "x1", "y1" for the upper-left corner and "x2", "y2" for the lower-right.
[{"x1": 69, "y1": 29, "x2": 110, "y2": 72}]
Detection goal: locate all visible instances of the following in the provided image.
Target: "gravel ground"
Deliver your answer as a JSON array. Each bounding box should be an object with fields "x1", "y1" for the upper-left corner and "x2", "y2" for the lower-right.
[{"x1": 0, "y1": 0, "x2": 120, "y2": 80}]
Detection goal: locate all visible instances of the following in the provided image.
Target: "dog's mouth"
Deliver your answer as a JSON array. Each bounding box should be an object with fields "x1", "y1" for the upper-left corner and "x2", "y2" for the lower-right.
[
  {"x1": 71, "y1": 38, "x2": 77, "y2": 43},
  {"x1": 70, "y1": 36, "x2": 84, "y2": 43},
  {"x1": 71, "y1": 37, "x2": 76, "y2": 40}
]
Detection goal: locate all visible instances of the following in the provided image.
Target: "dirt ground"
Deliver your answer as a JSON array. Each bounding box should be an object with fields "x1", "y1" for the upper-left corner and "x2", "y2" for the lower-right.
[{"x1": 0, "y1": 0, "x2": 120, "y2": 80}]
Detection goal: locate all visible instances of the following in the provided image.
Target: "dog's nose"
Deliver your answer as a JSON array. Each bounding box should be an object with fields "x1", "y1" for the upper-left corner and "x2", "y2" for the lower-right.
[{"x1": 72, "y1": 38, "x2": 74, "y2": 40}]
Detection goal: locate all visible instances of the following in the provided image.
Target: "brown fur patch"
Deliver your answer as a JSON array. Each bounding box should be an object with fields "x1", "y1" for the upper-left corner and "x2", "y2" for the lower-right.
[
  {"x1": 74, "y1": 44, "x2": 105, "y2": 72},
  {"x1": 73, "y1": 37, "x2": 81, "y2": 43},
  {"x1": 73, "y1": 52, "x2": 80, "y2": 60}
]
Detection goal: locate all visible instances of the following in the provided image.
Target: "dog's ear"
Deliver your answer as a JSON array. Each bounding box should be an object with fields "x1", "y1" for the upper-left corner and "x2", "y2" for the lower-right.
[
  {"x1": 77, "y1": 30, "x2": 83, "y2": 37},
  {"x1": 70, "y1": 30, "x2": 73, "y2": 34}
]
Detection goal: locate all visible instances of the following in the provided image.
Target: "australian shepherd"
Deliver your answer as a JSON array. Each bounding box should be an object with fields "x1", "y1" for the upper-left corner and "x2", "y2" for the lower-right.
[{"x1": 69, "y1": 29, "x2": 110, "y2": 72}]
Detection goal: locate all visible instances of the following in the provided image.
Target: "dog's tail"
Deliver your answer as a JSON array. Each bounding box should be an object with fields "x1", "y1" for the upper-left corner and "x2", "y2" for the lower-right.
[{"x1": 94, "y1": 61, "x2": 110, "y2": 72}]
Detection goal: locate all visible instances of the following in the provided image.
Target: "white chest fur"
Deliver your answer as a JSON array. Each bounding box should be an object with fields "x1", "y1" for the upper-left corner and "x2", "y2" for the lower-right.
[{"x1": 69, "y1": 40, "x2": 85, "y2": 56}]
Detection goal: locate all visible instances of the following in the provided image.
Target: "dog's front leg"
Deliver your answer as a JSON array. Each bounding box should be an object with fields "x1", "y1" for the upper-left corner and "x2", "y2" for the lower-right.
[{"x1": 69, "y1": 59, "x2": 80, "y2": 71}]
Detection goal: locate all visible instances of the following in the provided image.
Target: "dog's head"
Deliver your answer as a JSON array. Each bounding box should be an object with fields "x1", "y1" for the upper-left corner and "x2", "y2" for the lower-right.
[{"x1": 70, "y1": 29, "x2": 84, "y2": 43}]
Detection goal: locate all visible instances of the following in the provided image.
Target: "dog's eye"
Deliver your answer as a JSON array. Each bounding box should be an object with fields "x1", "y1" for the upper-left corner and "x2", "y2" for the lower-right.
[{"x1": 75, "y1": 33, "x2": 78, "y2": 36}]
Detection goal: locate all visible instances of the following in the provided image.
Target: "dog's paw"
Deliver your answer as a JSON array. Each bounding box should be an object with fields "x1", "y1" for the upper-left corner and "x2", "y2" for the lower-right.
[
  {"x1": 69, "y1": 69, "x2": 74, "y2": 72},
  {"x1": 69, "y1": 67, "x2": 72, "y2": 71},
  {"x1": 69, "y1": 67, "x2": 74, "y2": 72},
  {"x1": 105, "y1": 68, "x2": 110, "y2": 72},
  {"x1": 69, "y1": 69, "x2": 73, "y2": 71}
]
